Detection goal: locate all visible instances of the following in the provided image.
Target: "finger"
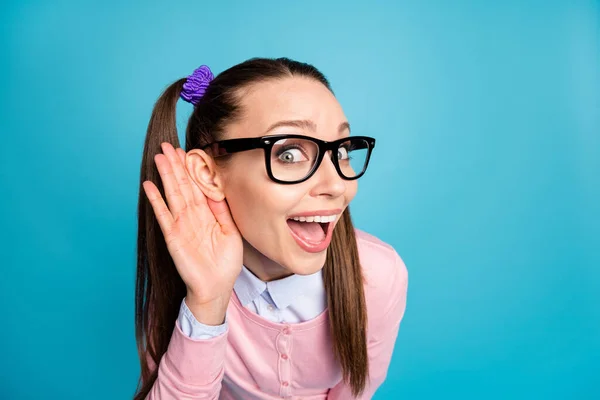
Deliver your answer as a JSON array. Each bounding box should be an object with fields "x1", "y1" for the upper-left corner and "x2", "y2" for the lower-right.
[
  {"x1": 206, "y1": 197, "x2": 238, "y2": 235},
  {"x1": 175, "y1": 147, "x2": 186, "y2": 164},
  {"x1": 154, "y1": 152, "x2": 187, "y2": 215},
  {"x1": 176, "y1": 147, "x2": 208, "y2": 207},
  {"x1": 173, "y1": 147, "x2": 218, "y2": 236},
  {"x1": 161, "y1": 143, "x2": 196, "y2": 209},
  {"x1": 142, "y1": 180, "x2": 174, "y2": 235},
  {"x1": 175, "y1": 147, "x2": 204, "y2": 205}
]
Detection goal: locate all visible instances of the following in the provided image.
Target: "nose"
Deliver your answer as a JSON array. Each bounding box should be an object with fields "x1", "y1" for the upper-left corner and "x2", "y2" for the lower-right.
[{"x1": 309, "y1": 150, "x2": 346, "y2": 198}]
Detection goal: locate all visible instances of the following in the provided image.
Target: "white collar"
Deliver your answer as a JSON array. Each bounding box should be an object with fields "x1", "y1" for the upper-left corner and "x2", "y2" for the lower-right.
[{"x1": 233, "y1": 264, "x2": 324, "y2": 310}]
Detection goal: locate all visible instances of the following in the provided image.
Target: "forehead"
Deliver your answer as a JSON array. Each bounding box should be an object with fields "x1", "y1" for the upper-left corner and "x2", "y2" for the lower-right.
[{"x1": 229, "y1": 76, "x2": 347, "y2": 139}]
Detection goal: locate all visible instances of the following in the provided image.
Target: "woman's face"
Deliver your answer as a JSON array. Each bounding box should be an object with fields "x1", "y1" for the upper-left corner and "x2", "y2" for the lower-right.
[{"x1": 218, "y1": 76, "x2": 358, "y2": 281}]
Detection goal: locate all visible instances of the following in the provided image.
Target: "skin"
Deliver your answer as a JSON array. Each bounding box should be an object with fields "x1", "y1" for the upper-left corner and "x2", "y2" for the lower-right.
[{"x1": 185, "y1": 76, "x2": 358, "y2": 283}]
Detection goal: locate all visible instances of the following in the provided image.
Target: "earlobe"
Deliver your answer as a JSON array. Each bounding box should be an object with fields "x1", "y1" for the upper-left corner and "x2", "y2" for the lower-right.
[{"x1": 185, "y1": 149, "x2": 225, "y2": 202}]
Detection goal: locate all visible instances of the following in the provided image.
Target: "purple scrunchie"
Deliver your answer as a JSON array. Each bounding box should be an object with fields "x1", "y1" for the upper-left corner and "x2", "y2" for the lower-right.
[{"x1": 180, "y1": 65, "x2": 214, "y2": 106}]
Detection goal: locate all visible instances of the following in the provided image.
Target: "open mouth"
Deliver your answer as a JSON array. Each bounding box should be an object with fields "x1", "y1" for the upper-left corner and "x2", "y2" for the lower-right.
[
  {"x1": 285, "y1": 213, "x2": 339, "y2": 253},
  {"x1": 286, "y1": 219, "x2": 331, "y2": 243}
]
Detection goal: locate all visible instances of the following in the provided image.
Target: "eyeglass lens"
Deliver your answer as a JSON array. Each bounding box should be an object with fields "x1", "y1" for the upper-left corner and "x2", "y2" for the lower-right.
[{"x1": 270, "y1": 137, "x2": 370, "y2": 182}]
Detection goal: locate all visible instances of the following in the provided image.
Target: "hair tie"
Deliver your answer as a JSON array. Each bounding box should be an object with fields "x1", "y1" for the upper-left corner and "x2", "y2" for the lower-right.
[{"x1": 180, "y1": 65, "x2": 214, "y2": 106}]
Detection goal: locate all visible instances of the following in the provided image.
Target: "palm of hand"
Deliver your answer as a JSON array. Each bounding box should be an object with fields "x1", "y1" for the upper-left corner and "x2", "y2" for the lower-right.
[{"x1": 142, "y1": 142, "x2": 243, "y2": 304}]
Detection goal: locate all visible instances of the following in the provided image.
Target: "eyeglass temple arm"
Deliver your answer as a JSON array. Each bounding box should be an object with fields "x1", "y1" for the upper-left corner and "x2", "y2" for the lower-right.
[{"x1": 202, "y1": 137, "x2": 263, "y2": 155}]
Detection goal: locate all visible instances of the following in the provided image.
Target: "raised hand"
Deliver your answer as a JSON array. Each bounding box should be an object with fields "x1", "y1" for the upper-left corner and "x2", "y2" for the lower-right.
[{"x1": 142, "y1": 142, "x2": 243, "y2": 324}]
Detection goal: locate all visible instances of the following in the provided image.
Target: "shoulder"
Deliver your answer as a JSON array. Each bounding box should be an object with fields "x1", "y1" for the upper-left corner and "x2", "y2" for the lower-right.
[{"x1": 355, "y1": 228, "x2": 409, "y2": 339}]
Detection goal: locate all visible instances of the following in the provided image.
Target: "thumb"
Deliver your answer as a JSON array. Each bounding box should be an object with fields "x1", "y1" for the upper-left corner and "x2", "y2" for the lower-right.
[{"x1": 206, "y1": 197, "x2": 238, "y2": 235}]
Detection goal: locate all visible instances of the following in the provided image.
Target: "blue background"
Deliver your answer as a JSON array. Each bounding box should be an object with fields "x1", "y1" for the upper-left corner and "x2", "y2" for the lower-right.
[{"x1": 1, "y1": 0, "x2": 598, "y2": 399}]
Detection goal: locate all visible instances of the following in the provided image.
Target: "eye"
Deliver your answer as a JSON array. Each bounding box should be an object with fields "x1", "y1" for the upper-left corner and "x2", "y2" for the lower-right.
[
  {"x1": 277, "y1": 146, "x2": 308, "y2": 163},
  {"x1": 337, "y1": 146, "x2": 350, "y2": 160}
]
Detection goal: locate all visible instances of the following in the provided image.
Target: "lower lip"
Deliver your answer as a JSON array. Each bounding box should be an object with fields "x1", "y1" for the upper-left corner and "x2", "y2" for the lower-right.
[{"x1": 287, "y1": 220, "x2": 334, "y2": 253}]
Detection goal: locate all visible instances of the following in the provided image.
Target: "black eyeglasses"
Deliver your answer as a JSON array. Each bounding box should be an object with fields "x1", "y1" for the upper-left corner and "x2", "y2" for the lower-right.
[{"x1": 200, "y1": 134, "x2": 376, "y2": 184}]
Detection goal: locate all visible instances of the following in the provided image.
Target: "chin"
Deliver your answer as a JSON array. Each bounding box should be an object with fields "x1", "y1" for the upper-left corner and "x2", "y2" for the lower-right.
[{"x1": 284, "y1": 250, "x2": 328, "y2": 276}]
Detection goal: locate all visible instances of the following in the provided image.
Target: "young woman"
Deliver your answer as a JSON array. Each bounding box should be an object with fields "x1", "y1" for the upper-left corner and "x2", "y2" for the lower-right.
[{"x1": 134, "y1": 57, "x2": 408, "y2": 400}]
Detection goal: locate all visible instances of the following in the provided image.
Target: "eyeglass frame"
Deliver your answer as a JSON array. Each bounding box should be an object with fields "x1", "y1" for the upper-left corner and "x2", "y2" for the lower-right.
[{"x1": 200, "y1": 134, "x2": 376, "y2": 184}]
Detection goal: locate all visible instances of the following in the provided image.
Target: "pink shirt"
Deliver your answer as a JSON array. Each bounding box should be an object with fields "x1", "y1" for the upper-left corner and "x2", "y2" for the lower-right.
[{"x1": 146, "y1": 229, "x2": 409, "y2": 399}]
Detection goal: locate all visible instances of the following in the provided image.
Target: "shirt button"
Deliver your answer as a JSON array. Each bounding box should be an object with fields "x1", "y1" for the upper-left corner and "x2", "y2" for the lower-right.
[
  {"x1": 267, "y1": 304, "x2": 274, "y2": 311},
  {"x1": 281, "y1": 354, "x2": 288, "y2": 360},
  {"x1": 282, "y1": 381, "x2": 289, "y2": 387}
]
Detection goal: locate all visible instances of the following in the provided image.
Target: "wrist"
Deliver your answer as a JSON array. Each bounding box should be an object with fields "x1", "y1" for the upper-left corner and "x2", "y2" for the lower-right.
[{"x1": 185, "y1": 293, "x2": 229, "y2": 326}]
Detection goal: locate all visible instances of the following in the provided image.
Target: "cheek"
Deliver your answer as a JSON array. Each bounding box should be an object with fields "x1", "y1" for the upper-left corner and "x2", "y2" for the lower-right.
[
  {"x1": 223, "y1": 165, "x2": 305, "y2": 240},
  {"x1": 345, "y1": 181, "x2": 358, "y2": 203},
  {"x1": 226, "y1": 181, "x2": 308, "y2": 266}
]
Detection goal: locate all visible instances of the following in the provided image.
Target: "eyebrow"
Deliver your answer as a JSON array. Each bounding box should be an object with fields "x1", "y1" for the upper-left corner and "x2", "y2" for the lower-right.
[{"x1": 265, "y1": 119, "x2": 351, "y2": 136}]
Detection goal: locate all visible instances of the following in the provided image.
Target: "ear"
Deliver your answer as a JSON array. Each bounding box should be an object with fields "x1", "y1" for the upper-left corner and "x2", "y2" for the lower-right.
[{"x1": 185, "y1": 149, "x2": 226, "y2": 202}]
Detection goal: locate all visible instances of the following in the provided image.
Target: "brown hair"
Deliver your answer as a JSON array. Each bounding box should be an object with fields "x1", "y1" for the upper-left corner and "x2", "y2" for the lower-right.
[{"x1": 134, "y1": 57, "x2": 368, "y2": 399}]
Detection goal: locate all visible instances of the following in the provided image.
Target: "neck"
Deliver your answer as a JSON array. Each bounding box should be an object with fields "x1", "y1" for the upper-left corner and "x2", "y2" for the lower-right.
[{"x1": 242, "y1": 239, "x2": 295, "y2": 282}]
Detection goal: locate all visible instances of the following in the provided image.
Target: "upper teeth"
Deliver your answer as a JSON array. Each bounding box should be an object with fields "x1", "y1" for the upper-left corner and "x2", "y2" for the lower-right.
[{"x1": 291, "y1": 215, "x2": 337, "y2": 223}]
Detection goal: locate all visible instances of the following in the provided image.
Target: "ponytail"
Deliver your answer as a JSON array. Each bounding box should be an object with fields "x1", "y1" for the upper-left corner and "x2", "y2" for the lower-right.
[
  {"x1": 324, "y1": 208, "x2": 369, "y2": 397},
  {"x1": 134, "y1": 78, "x2": 188, "y2": 400}
]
